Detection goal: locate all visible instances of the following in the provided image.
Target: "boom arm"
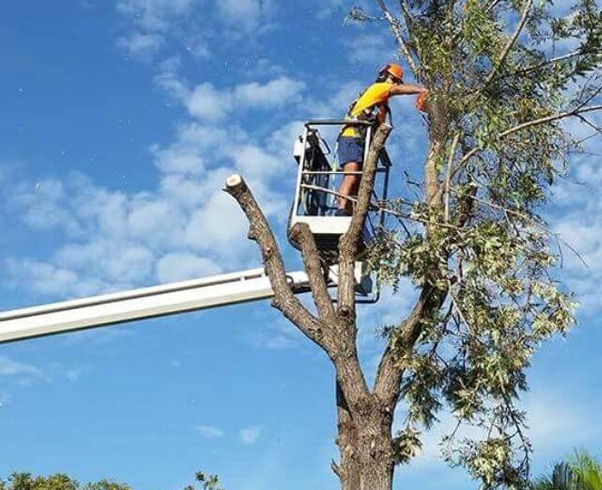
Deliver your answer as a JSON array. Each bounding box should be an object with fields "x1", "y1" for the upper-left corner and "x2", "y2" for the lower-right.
[
  {"x1": 0, "y1": 264, "x2": 373, "y2": 344},
  {"x1": 0, "y1": 267, "x2": 312, "y2": 344}
]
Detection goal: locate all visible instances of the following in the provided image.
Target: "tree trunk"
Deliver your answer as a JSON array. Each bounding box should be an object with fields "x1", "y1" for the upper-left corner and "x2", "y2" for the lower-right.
[
  {"x1": 356, "y1": 411, "x2": 394, "y2": 490},
  {"x1": 336, "y1": 381, "x2": 361, "y2": 490},
  {"x1": 335, "y1": 386, "x2": 395, "y2": 490}
]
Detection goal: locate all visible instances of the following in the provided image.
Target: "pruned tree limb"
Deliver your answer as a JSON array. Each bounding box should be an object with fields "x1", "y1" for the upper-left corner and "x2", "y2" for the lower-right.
[
  {"x1": 289, "y1": 223, "x2": 337, "y2": 324},
  {"x1": 224, "y1": 174, "x2": 327, "y2": 349},
  {"x1": 338, "y1": 125, "x2": 392, "y2": 320}
]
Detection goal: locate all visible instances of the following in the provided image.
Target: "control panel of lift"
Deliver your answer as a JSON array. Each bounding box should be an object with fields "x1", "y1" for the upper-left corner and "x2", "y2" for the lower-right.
[{"x1": 288, "y1": 120, "x2": 392, "y2": 251}]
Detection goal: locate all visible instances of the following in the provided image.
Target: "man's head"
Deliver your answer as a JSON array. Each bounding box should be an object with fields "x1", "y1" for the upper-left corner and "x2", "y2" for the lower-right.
[{"x1": 379, "y1": 63, "x2": 403, "y2": 84}]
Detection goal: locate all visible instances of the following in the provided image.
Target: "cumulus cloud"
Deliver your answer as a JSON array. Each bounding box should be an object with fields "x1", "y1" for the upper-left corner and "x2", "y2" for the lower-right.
[
  {"x1": 156, "y1": 64, "x2": 306, "y2": 122},
  {"x1": 216, "y1": 0, "x2": 275, "y2": 33},
  {"x1": 2, "y1": 75, "x2": 302, "y2": 299},
  {"x1": 240, "y1": 425, "x2": 261, "y2": 445},
  {"x1": 156, "y1": 252, "x2": 222, "y2": 282},
  {"x1": 550, "y1": 131, "x2": 602, "y2": 315},
  {"x1": 115, "y1": 0, "x2": 195, "y2": 59},
  {"x1": 116, "y1": 0, "x2": 194, "y2": 32},
  {"x1": 245, "y1": 318, "x2": 302, "y2": 350},
  {"x1": 343, "y1": 33, "x2": 395, "y2": 64},
  {"x1": 117, "y1": 32, "x2": 164, "y2": 59}
]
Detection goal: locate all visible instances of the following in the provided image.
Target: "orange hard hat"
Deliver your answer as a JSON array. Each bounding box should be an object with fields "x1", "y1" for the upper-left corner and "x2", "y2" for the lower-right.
[{"x1": 380, "y1": 63, "x2": 403, "y2": 82}]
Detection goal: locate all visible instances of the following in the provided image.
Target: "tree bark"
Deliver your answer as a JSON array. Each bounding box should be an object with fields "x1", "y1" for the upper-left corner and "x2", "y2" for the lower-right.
[
  {"x1": 335, "y1": 380, "x2": 361, "y2": 490},
  {"x1": 225, "y1": 125, "x2": 398, "y2": 490}
]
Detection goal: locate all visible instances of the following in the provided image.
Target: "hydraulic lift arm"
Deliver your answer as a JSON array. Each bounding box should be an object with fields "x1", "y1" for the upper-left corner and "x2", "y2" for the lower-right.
[
  {"x1": 0, "y1": 268, "x2": 312, "y2": 344},
  {"x1": 0, "y1": 265, "x2": 372, "y2": 344}
]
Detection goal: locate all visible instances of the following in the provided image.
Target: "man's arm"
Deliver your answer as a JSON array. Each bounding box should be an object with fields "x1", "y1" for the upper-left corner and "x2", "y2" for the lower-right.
[{"x1": 389, "y1": 83, "x2": 427, "y2": 96}]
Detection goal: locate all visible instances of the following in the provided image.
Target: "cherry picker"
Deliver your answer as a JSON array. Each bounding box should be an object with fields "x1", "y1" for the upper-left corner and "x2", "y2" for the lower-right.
[{"x1": 0, "y1": 120, "x2": 391, "y2": 344}]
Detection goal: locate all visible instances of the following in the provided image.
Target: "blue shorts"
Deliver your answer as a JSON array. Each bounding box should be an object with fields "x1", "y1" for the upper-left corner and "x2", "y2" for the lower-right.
[{"x1": 338, "y1": 136, "x2": 364, "y2": 168}]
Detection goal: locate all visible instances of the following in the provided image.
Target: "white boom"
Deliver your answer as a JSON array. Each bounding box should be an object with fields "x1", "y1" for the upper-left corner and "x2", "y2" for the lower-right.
[
  {"x1": 0, "y1": 265, "x2": 372, "y2": 344},
  {"x1": 0, "y1": 267, "x2": 311, "y2": 344}
]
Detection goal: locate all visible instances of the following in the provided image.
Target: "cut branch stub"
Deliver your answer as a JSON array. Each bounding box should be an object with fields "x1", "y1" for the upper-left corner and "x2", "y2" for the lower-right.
[{"x1": 224, "y1": 173, "x2": 328, "y2": 350}]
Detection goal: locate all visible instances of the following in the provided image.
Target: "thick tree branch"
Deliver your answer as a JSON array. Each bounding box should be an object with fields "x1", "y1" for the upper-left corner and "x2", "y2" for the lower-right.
[
  {"x1": 374, "y1": 286, "x2": 446, "y2": 405},
  {"x1": 338, "y1": 125, "x2": 392, "y2": 320},
  {"x1": 224, "y1": 175, "x2": 327, "y2": 349},
  {"x1": 289, "y1": 223, "x2": 337, "y2": 324}
]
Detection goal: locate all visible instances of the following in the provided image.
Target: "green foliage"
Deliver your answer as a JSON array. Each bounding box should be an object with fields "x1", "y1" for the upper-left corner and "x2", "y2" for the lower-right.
[
  {"x1": 533, "y1": 450, "x2": 602, "y2": 489},
  {"x1": 189, "y1": 471, "x2": 224, "y2": 490},
  {"x1": 0, "y1": 474, "x2": 130, "y2": 490},
  {"x1": 361, "y1": 0, "x2": 602, "y2": 488},
  {"x1": 0, "y1": 470, "x2": 224, "y2": 490}
]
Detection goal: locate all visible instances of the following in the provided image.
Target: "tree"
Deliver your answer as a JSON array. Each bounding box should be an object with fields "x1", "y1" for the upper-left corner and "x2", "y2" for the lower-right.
[
  {"x1": 0, "y1": 473, "x2": 131, "y2": 490},
  {"x1": 533, "y1": 451, "x2": 602, "y2": 489},
  {"x1": 226, "y1": 1, "x2": 602, "y2": 489},
  {"x1": 0, "y1": 470, "x2": 223, "y2": 490}
]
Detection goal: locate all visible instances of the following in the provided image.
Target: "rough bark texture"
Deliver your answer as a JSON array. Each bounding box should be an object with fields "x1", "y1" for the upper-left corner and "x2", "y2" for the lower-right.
[{"x1": 225, "y1": 124, "x2": 406, "y2": 490}]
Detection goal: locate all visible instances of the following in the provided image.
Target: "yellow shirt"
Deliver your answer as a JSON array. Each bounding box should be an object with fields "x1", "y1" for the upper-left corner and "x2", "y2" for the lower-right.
[{"x1": 341, "y1": 82, "x2": 393, "y2": 138}]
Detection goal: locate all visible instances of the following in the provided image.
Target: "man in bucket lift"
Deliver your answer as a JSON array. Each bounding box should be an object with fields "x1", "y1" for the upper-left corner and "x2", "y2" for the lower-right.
[{"x1": 336, "y1": 63, "x2": 428, "y2": 216}]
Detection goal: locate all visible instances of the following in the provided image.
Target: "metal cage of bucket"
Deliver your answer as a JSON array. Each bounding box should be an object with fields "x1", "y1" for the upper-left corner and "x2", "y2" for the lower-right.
[{"x1": 288, "y1": 119, "x2": 392, "y2": 252}]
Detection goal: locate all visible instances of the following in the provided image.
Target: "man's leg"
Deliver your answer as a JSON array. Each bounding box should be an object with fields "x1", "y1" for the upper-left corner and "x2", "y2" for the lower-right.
[{"x1": 338, "y1": 161, "x2": 361, "y2": 214}]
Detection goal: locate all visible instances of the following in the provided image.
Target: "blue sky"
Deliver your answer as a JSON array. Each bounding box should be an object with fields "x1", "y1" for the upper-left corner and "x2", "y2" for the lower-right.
[{"x1": 1, "y1": 1, "x2": 602, "y2": 489}]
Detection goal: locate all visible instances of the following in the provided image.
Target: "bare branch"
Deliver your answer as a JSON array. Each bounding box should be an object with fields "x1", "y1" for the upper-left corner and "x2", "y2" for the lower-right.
[
  {"x1": 398, "y1": 0, "x2": 413, "y2": 25},
  {"x1": 375, "y1": 0, "x2": 418, "y2": 75},
  {"x1": 482, "y1": 0, "x2": 534, "y2": 89},
  {"x1": 338, "y1": 124, "x2": 392, "y2": 319},
  {"x1": 289, "y1": 223, "x2": 337, "y2": 324},
  {"x1": 499, "y1": 104, "x2": 602, "y2": 138},
  {"x1": 485, "y1": 0, "x2": 504, "y2": 13},
  {"x1": 445, "y1": 133, "x2": 461, "y2": 222},
  {"x1": 224, "y1": 174, "x2": 326, "y2": 347}
]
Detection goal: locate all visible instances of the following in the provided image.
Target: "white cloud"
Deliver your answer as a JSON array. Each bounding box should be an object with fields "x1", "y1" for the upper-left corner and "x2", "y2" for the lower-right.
[
  {"x1": 117, "y1": 32, "x2": 164, "y2": 59},
  {"x1": 156, "y1": 252, "x2": 222, "y2": 282},
  {"x1": 159, "y1": 72, "x2": 306, "y2": 122},
  {"x1": 344, "y1": 33, "x2": 395, "y2": 64},
  {"x1": 0, "y1": 356, "x2": 43, "y2": 380},
  {"x1": 233, "y1": 78, "x2": 305, "y2": 108},
  {"x1": 115, "y1": 0, "x2": 195, "y2": 59},
  {"x1": 186, "y1": 83, "x2": 232, "y2": 121},
  {"x1": 195, "y1": 425, "x2": 225, "y2": 439},
  {"x1": 240, "y1": 425, "x2": 261, "y2": 445},
  {"x1": 216, "y1": 0, "x2": 275, "y2": 33},
  {"x1": 11, "y1": 179, "x2": 82, "y2": 236},
  {"x1": 3, "y1": 89, "x2": 297, "y2": 299},
  {"x1": 116, "y1": 0, "x2": 194, "y2": 32},
  {"x1": 245, "y1": 318, "x2": 302, "y2": 350},
  {"x1": 5, "y1": 259, "x2": 79, "y2": 297},
  {"x1": 550, "y1": 147, "x2": 602, "y2": 315}
]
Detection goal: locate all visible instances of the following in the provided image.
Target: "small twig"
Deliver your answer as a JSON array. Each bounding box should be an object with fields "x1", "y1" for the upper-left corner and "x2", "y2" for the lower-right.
[
  {"x1": 300, "y1": 183, "x2": 461, "y2": 230},
  {"x1": 485, "y1": 0, "x2": 504, "y2": 13},
  {"x1": 456, "y1": 190, "x2": 589, "y2": 267},
  {"x1": 456, "y1": 104, "x2": 602, "y2": 172}
]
